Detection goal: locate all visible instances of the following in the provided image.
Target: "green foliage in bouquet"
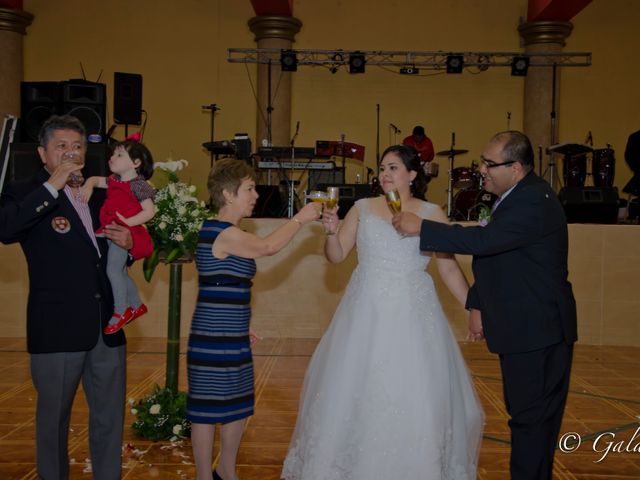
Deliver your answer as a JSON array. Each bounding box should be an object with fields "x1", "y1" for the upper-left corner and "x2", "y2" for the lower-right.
[
  {"x1": 130, "y1": 384, "x2": 191, "y2": 441},
  {"x1": 143, "y1": 159, "x2": 212, "y2": 281}
]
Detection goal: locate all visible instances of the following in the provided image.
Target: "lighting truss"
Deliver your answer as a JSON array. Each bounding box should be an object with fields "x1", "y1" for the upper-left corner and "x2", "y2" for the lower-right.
[{"x1": 228, "y1": 48, "x2": 591, "y2": 70}]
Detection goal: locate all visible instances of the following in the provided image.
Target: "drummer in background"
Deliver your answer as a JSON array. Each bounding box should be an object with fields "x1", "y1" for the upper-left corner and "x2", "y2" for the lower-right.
[
  {"x1": 403, "y1": 125, "x2": 436, "y2": 183},
  {"x1": 403, "y1": 125, "x2": 435, "y2": 164}
]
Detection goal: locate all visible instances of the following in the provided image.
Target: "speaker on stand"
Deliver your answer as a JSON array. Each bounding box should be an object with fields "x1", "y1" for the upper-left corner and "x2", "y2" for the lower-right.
[
  {"x1": 114, "y1": 72, "x2": 143, "y2": 127},
  {"x1": 558, "y1": 186, "x2": 619, "y2": 224},
  {"x1": 20, "y1": 82, "x2": 61, "y2": 142},
  {"x1": 60, "y1": 81, "x2": 106, "y2": 140}
]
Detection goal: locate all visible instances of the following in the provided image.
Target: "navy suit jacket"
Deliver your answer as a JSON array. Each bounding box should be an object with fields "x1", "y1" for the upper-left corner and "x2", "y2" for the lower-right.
[
  {"x1": 0, "y1": 168, "x2": 125, "y2": 353},
  {"x1": 420, "y1": 172, "x2": 577, "y2": 354}
]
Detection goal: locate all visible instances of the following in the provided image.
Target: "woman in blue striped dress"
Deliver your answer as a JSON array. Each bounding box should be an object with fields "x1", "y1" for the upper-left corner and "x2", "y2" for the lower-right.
[{"x1": 188, "y1": 158, "x2": 321, "y2": 480}]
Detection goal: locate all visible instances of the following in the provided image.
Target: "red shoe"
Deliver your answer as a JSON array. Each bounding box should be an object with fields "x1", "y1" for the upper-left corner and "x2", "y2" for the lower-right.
[
  {"x1": 127, "y1": 303, "x2": 148, "y2": 325},
  {"x1": 104, "y1": 307, "x2": 134, "y2": 335}
]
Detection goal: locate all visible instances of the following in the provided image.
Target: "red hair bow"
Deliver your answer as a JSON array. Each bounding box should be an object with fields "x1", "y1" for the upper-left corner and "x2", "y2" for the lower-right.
[{"x1": 126, "y1": 132, "x2": 142, "y2": 142}]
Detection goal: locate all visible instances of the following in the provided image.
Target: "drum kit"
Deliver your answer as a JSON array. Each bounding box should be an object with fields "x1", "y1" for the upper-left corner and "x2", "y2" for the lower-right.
[
  {"x1": 439, "y1": 147, "x2": 498, "y2": 221},
  {"x1": 547, "y1": 143, "x2": 616, "y2": 188}
]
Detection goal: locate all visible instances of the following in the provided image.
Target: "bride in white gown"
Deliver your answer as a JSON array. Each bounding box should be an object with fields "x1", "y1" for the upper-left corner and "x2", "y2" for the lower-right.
[{"x1": 282, "y1": 145, "x2": 484, "y2": 480}]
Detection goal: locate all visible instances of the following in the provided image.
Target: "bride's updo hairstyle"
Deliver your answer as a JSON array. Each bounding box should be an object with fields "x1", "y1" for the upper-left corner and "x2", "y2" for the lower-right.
[{"x1": 380, "y1": 144, "x2": 428, "y2": 200}]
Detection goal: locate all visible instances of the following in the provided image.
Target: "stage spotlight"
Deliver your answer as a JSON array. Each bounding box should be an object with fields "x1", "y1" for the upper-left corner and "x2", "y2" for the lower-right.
[
  {"x1": 446, "y1": 55, "x2": 464, "y2": 74},
  {"x1": 511, "y1": 56, "x2": 530, "y2": 76},
  {"x1": 330, "y1": 53, "x2": 344, "y2": 74},
  {"x1": 349, "y1": 51, "x2": 366, "y2": 74},
  {"x1": 280, "y1": 50, "x2": 298, "y2": 72}
]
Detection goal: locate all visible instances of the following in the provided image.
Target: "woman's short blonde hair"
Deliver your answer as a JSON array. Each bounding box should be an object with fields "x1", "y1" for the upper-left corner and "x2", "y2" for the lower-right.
[{"x1": 207, "y1": 158, "x2": 257, "y2": 209}]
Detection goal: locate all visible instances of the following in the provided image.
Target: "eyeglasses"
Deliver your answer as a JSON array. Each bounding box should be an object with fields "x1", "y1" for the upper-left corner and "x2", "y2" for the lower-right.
[{"x1": 481, "y1": 159, "x2": 516, "y2": 169}]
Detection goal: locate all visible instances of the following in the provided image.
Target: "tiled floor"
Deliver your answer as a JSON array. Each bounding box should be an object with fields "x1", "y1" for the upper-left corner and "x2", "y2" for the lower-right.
[{"x1": 1, "y1": 337, "x2": 639, "y2": 479}]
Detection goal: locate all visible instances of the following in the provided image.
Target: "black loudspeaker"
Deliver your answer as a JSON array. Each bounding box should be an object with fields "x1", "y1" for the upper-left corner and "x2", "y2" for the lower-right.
[
  {"x1": 114, "y1": 72, "x2": 143, "y2": 125},
  {"x1": 558, "y1": 186, "x2": 619, "y2": 224},
  {"x1": 308, "y1": 168, "x2": 344, "y2": 192},
  {"x1": 20, "y1": 82, "x2": 61, "y2": 142},
  {"x1": 253, "y1": 185, "x2": 286, "y2": 217},
  {"x1": 60, "y1": 81, "x2": 106, "y2": 139},
  {"x1": 317, "y1": 183, "x2": 373, "y2": 218},
  {"x1": 7, "y1": 143, "x2": 110, "y2": 183}
]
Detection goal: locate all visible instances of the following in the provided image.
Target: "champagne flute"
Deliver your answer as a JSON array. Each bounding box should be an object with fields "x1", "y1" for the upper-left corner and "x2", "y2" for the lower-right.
[
  {"x1": 325, "y1": 186, "x2": 339, "y2": 210},
  {"x1": 61, "y1": 150, "x2": 84, "y2": 188},
  {"x1": 385, "y1": 189, "x2": 405, "y2": 238},
  {"x1": 385, "y1": 189, "x2": 402, "y2": 214}
]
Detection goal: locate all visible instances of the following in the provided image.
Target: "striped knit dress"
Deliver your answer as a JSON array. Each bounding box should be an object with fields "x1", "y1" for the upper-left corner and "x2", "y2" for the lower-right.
[{"x1": 187, "y1": 219, "x2": 257, "y2": 424}]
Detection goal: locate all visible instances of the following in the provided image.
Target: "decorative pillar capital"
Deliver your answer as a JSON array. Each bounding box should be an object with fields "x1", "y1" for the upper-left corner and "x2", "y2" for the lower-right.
[
  {"x1": 248, "y1": 15, "x2": 302, "y2": 43},
  {"x1": 0, "y1": 7, "x2": 33, "y2": 34},
  {"x1": 518, "y1": 21, "x2": 573, "y2": 47}
]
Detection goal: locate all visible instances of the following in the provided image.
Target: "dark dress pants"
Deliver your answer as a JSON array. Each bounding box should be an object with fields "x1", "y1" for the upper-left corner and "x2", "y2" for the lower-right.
[{"x1": 499, "y1": 341, "x2": 573, "y2": 480}]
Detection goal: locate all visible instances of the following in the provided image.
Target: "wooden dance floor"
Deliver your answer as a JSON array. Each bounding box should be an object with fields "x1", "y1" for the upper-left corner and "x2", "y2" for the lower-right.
[{"x1": 1, "y1": 337, "x2": 639, "y2": 479}]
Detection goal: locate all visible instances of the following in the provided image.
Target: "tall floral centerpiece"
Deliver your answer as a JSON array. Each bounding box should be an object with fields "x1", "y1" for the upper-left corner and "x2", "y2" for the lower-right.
[
  {"x1": 143, "y1": 159, "x2": 211, "y2": 280},
  {"x1": 132, "y1": 159, "x2": 211, "y2": 441}
]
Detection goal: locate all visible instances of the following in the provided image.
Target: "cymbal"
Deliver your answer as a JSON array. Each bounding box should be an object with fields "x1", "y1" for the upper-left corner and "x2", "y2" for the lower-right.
[
  {"x1": 436, "y1": 148, "x2": 469, "y2": 156},
  {"x1": 547, "y1": 143, "x2": 593, "y2": 156}
]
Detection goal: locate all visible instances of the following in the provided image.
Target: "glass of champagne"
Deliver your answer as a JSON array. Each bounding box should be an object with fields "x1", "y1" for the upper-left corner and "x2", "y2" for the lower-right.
[
  {"x1": 61, "y1": 150, "x2": 84, "y2": 188},
  {"x1": 385, "y1": 189, "x2": 401, "y2": 214},
  {"x1": 306, "y1": 190, "x2": 328, "y2": 205},
  {"x1": 325, "y1": 186, "x2": 339, "y2": 210}
]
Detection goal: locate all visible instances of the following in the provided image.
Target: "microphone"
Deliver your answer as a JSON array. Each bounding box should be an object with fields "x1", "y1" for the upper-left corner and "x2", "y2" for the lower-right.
[
  {"x1": 588, "y1": 130, "x2": 593, "y2": 146},
  {"x1": 202, "y1": 104, "x2": 221, "y2": 111},
  {"x1": 452, "y1": 132, "x2": 456, "y2": 147},
  {"x1": 295, "y1": 121, "x2": 300, "y2": 135},
  {"x1": 290, "y1": 121, "x2": 300, "y2": 146},
  {"x1": 390, "y1": 123, "x2": 401, "y2": 133}
]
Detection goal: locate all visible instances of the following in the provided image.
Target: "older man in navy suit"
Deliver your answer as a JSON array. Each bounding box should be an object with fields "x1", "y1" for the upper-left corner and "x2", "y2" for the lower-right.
[
  {"x1": 0, "y1": 115, "x2": 134, "y2": 480},
  {"x1": 393, "y1": 131, "x2": 577, "y2": 480}
]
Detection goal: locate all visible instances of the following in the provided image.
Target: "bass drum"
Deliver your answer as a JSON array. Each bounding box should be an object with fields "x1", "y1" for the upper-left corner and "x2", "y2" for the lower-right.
[{"x1": 452, "y1": 189, "x2": 499, "y2": 221}]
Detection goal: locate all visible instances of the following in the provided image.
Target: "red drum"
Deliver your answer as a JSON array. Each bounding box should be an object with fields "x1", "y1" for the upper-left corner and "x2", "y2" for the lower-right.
[
  {"x1": 592, "y1": 148, "x2": 615, "y2": 187},
  {"x1": 452, "y1": 166, "x2": 479, "y2": 189},
  {"x1": 452, "y1": 189, "x2": 499, "y2": 221},
  {"x1": 562, "y1": 154, "x2": 587, "y2": 187}
]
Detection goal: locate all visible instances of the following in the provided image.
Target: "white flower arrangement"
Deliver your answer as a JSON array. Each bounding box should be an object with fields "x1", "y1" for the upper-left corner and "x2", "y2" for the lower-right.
[
  {"x1": 143, "y1": 159, "x2": 212, "y2": 281},
  {"x1": 130, "y1": 384, "x2": 191, "y2": 441}
]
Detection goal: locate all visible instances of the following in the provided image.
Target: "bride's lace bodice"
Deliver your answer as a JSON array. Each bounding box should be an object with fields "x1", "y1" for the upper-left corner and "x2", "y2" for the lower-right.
[{"x1": 355, "y1": 198, "x2": 433, "y2": 275}]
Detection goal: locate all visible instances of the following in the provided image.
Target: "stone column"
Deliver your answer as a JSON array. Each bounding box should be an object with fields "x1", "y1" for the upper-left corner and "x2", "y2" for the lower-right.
[
  {"x1": 248, "y1": 16, "x2": 302, "y2": 148},
  {"x1": 0, "y1": 7, "x2": 33, "y2": 122},
  {"x1": 518, "y1": 21, "x2": 573, "y2": 190}
]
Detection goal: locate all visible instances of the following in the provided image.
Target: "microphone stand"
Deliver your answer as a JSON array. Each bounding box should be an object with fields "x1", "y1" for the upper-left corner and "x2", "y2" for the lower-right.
[
  {"x1": 202, "y1": 103, "x2": 220, "y2": 168},
  {"x1": 446, "y1": 132, "x2": 456, "y2": 219},
  {"x1": 287, "y1": 122, "x2": 300, "y2": 218}
]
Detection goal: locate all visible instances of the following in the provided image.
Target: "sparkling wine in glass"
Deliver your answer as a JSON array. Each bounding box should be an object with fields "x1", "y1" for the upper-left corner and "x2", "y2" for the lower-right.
[
  {"x1": 306, "y1": 190, "x2": 328, "y2": 204},
  {"x1": 325, "y1": 186, "x2": 339, "y2": 210},
  {"x1": 385, "y1": 189, "x2": 402, "y2": 214},
  {"x1": 61, "y1": 150, "x2": 84, "y2": 187}
]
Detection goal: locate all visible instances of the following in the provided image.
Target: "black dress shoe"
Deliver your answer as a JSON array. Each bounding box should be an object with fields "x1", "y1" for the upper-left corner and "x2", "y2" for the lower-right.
[{"x1": 212, "y1": 470, "x2": 224, "y2": 480}]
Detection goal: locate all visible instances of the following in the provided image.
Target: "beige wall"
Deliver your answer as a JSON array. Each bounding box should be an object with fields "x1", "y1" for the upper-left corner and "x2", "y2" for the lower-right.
[
  {"x1": 1, "y1": 221, "x2": 639, "y2": 346},
  {"x1": 20, "y1": 0, "x2": 640, "y2": 207},
  {"x1": 6, "y1": 1, "x2": 639, "y2": 345}
]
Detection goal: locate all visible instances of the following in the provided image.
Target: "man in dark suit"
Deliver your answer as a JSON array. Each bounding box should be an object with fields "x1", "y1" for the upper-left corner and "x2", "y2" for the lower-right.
[
  {"x1": 393, "y1": 131, "x2": 577, "y2": 480},
  {"x1": 0, "y1": 115, "x2": 133, "y2": 480}
]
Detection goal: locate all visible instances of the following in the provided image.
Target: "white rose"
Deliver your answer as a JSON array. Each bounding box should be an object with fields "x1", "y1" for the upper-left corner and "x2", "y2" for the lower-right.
[
  {"x1": 128, "y1": 397, "x2": 135, "y2": 405},
  {"x1": 149, "y1": 404, "x2": 161, "y2": 415},
  {"x1": 175, "y1": 234, "x2": 183, "y2": 241},
  {"x1": 188, "y1": 185, "x2": 196, "y2": 193},
  {"x1": 172, "y1": 424, "x2": 182, "y2": 435},
  {"x1": 177, "y1": 206, "x2": 186, "y2": 215},
  {"x1": 131, "y1": 408, "x2": 138, "y2": 415},
  {"x1": 159, "y1": 222, "x2": 167, "y2": 230}
]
